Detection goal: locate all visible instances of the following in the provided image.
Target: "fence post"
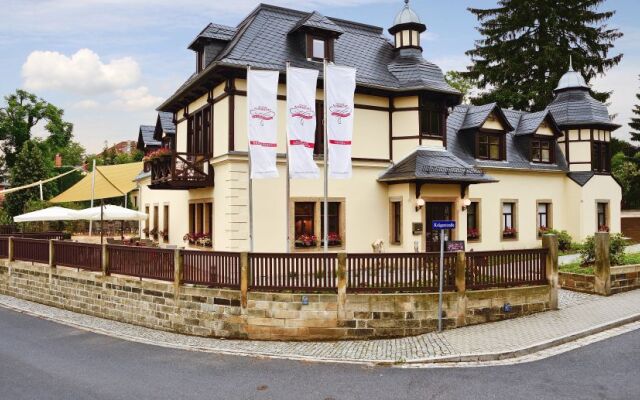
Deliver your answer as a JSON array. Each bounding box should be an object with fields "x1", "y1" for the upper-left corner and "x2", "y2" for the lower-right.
[
  {"x1": 173, "y1": 248, "x2": 183, "y2": 299},
  {"x1": 455, "y1": 251, "x2": 467, "y2": 327},
  {"x1": 542, "y1": 234, "x2": 559, "y2": 310},
  {"x1": 240, "y1": 252, "x2": 249, "y2": 312},
  {"x1": 8, "y1": 237, "x2": 14, "y2": 262},
  {"x1": 49, "y1": 240, "x2": 56, "y2": 269},
  {"x1": 594, "y1": 232, "x2": 611, "y2": 296},
  {"x1": 337, "y1": 252, "x2": 347, "y2": 320},
  {"x1": 101, "y1": 244, "x2": 110, "y2": 277}
]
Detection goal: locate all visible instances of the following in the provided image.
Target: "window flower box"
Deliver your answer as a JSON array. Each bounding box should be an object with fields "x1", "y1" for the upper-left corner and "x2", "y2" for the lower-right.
[
  {"x1": 183, "y1": 232, "x2": 213, "y2": 248},
  {"x1": 538, "y1": 226, "x2": 549, "y2": 237},
  {"x1": 598, "y1": 225, "x2": 610, "y2": 233},
  {"x1": 502, "y1": 227, "x2": 517, "y2": 239},
  {"x1": 467, "y1": 228, "x2": 480, "y2": 241},
  {"x1": 150, "y1": 228, "x2": 159, "y2": 240},
  {"x1": 295, "y1": 234, "x2": 317, "y2": 248}
]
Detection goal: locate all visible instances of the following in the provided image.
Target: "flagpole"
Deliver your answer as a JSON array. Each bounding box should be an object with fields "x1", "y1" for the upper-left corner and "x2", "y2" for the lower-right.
[
  {"x1": 323, "y1": 59, "x2": 329, "y2": 253},
  {"x1": 247, "y1": 65, "x2": 254, "y2": 253},
  {"x1": 285, "y1": 62, "x2": 291, "y2": 253},
  {"x1": 89, "y1": 159, "x2": 96, "y2": 236}
]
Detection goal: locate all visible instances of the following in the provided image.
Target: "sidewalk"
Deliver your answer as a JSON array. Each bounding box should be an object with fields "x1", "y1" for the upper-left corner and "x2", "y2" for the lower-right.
[{"x1": 0, "y1": 289, "x2": 639, "y2": 365}]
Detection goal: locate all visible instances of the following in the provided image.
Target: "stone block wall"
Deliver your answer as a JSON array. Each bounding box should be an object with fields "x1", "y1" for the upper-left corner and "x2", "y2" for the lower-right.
[
  {"x1": 559, "y1": 272, "x2": 596, "y2": 294},
  {"x1": 0, "y1": 262, "x2": 244, "y2": 338},
  {"x1": 610, "y1": 265, "x2": 640, "y2": 295},
  {"x1": 465, "y1": 286, "x2": 550, "y2": 325},
  {"x1": 0, "y1": 260, "x2": 553, "y2": 341}
]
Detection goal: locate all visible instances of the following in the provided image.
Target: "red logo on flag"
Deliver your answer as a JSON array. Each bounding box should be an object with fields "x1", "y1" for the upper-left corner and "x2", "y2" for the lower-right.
[
  {"x1": 289, "y1": 104, "x2": 314, "y2": 125},
  {"x1": 329, "y1": 103, "x2": 352, "y2": 124},
  {"x1": 250, "y1": 106, "x2": 275, "y2": 126},
  {"x1": 289, "y1": 139, "x2": 315, "y2": 149}
]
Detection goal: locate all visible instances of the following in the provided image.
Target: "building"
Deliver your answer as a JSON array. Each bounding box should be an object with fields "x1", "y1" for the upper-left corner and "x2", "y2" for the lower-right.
[
  {"x1": 136, "y1": 125, "x2": 161, "y2": 154},
  {"x1": 138, "y1": 2, "x2": 621, "y2": 252}
]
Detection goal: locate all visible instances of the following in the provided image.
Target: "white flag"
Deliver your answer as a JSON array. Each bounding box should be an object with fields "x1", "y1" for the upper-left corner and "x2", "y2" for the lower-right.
[
  {"x1": 247, "y1": 69, "x2": 279, "y2": 179},
  {"x1": 287, "y1": 67, "x2": 319, "y2": 179},
  {"x1": 326, "y1": 64, "x2": 356, "y2": 179}
]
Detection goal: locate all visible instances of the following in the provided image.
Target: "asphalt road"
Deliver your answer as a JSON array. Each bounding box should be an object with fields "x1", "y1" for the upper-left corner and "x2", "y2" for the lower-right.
[{"x1": 1, "y1": 307, "x2": 639, "y2": 400}]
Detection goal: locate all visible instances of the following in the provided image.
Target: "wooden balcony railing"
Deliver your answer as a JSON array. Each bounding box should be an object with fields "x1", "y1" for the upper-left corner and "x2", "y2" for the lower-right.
[{"x1": 146, "y1": 152, "x2": 214, "y2": 190}]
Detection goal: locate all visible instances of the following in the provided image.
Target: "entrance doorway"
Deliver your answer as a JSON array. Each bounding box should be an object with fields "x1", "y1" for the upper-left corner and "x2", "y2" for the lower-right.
[{"x1": 425, "y1": 202, "x2": 453, "y2": 252}]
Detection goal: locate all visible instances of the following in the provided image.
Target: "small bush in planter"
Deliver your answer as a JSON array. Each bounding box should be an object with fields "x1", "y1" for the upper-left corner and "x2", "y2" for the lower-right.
[
  {"x1": 545, "y1": 228, "x2": 573, "y2": 252},
  {"x1": 580, "y1": 233, "x2": 628, "y2": 266}
]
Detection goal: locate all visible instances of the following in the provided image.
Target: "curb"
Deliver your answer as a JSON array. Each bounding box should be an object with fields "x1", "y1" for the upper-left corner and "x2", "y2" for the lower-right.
[{"x1": 1, "y1": 297, "x2": 639, "y2": 367}]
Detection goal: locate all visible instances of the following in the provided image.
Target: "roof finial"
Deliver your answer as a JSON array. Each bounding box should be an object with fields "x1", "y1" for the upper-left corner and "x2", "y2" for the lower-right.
[
  {"x1": 405, "y1": 0, "x2": 409, "y2": 5},
  {"x1": 569, "y1": 54, "x2": 574, "y2": 72}
]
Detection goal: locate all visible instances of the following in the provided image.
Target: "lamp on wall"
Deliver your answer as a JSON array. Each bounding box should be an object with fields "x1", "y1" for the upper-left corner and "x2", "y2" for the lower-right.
[
  {"x1": 461, "y1": 198, "x2": 472, "y2": 212},
  {"x1": 415, "y1": 198, "x2": 425, "y2": 212}
]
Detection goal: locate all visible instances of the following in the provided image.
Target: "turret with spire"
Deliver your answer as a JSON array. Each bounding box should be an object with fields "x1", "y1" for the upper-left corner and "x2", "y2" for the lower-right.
[{"x1": 389, "y1": 0, "x2": 426, "y2": 52}]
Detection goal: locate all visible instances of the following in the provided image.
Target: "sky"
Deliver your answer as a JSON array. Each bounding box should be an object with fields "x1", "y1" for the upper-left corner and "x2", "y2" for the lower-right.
[{"x1": 1, "y1": 0, "x2": 638, "y2": 153}]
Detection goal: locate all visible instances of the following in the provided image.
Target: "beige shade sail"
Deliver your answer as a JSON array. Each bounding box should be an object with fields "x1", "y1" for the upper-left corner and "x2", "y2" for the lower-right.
[{"x1": 50, "y1": 162, "x2": 143, "y2": 203}]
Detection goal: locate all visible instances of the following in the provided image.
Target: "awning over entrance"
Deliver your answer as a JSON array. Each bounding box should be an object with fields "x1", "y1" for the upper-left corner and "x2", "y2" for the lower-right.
[
  {"x1": 50, "y1": 162, "x2": 143, "y2": 203},
  {"x1": 378, "y1": 148, "x2": 497, "y2": 197}
]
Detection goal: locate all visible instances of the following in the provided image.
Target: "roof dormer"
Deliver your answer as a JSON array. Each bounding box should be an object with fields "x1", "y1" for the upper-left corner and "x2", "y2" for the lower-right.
[
  {"x1": 189, "y1": 23, "x2": 237, "y2": 73},
  {"x1": 389, "y1": 0, "x2": 426, "y2": 52},
  {"x1": 289, "y1": 11, "x2": 344, "y2": 62}
]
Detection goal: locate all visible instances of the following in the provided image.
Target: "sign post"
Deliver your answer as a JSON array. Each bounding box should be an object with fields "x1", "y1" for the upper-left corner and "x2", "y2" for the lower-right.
[{"x1": 432, "y1": 220, "x2": 456, "y2": 332}]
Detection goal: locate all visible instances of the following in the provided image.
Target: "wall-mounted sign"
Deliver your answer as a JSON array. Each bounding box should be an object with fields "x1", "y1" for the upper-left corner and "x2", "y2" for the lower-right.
[
  {"x1": 446, "y1": 240, "x2": 465, "y2": 252},
  {"x1": 412, "y1": 222, "x2": 423, "y2": 236}
]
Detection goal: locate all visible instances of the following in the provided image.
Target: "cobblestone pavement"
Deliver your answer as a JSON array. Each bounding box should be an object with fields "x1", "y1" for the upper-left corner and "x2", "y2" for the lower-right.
[
  {"x1": 558, "y1": 289, "x2": 599, "y2": 309},
  {"x1": 0, "y1": 289, "x2": 639, "y2": 365}
]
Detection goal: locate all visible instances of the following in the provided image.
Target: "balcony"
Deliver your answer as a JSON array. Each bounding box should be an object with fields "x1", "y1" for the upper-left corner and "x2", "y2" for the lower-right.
[{"x1": 145, "y1": 152, "x2": 214, "y2": 190}]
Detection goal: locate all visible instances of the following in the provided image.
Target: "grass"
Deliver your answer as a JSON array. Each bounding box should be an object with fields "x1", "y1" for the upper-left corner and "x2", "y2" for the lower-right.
[
  {"x1": 621, "y1": 253, "x2": 640, "y2": 266},
  {"x1": 559, "y1": 253, "x2": 640, "y2": 274},
  {"x1": 559, "y1": 262, "x2": 594, "y2": 275}
]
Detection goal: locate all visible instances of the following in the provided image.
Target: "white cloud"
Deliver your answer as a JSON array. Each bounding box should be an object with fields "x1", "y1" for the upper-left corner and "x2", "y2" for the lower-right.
[
  {"x1": 72, "y1": 99, "x2": 99, "y2": 109},
  {"x1": 111, "y1": 86, "x2": 163, "y2": 111},
  {"x1": 22, "y1": 49, "x2": 140, "y2": 95},
  {"x1": 421, "y1": 31, "x2": 439, "y2": 42}
]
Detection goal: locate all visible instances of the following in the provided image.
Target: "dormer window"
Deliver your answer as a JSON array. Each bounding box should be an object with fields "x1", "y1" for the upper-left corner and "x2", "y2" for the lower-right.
[
  {"x1": 531, "y1": 138, "x2": 554, "y2": 163},
  {"x1": 477, "y1": 132, "x2": 505, "y2": 161},
  {"x1": 196, "y1": 50, "x2": 205, "y2": 73},
  {"x1": 306, "y1": 34, "x2": 333, "y2": 62}
]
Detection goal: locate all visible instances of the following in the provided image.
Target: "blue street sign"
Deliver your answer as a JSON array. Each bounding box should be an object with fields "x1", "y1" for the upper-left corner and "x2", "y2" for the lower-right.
[{"x1": 432, "y1": 220, "x2": 456, "y2": 230}]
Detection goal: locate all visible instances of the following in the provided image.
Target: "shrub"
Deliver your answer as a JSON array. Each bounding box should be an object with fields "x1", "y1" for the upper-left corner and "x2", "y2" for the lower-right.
[
  {"x1": 545, "y1": 229, "x2": 573, "y2": 252},
  {"x1": 580, "y1": 233, "x2": 628, "y2": 266}
]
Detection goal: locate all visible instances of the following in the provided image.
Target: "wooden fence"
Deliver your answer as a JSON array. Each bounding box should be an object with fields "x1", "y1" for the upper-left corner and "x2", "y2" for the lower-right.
[
  {"x1": 107, "y1": 245, "x2": 174, "y2": 282},
  {"x1": 13, "y1": 238, "x2": 50, "y2": 264},
  {"x1": 347, "y1": 252, "x2": 457, "y2": 293},
  {"x1": 183, "y1": 250, "x2": 240, "y2": 288},
  {"x1": 0, "y1": 238, "x2": 551, "y2": 292},
  {"x1": 54, "y1": 241, "x2": 102, "y2": 272},
  {"x1": 466, "y1": 248, "x2": 548, "y2": 289},
  {"x1": 0, "y1": 237, "x2": 8, "y2": 258},
  {"x1": 0, "y1": 232, "x2": 69, "y2": 240},
  {"x1": 249, "y1": 253, "x2": 338, "y2": 292}
]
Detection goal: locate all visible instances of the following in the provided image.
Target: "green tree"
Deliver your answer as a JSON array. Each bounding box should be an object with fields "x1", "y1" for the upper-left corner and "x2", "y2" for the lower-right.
[
  {"x1": 0, "y1": 90, "x2": 74, "y2": 168},
  {"x1": 4, "y1": 140, "x2": 53, "y2": 216},
  {"x1": 445, "y1": 71, "x2": 476, "y2": 104},
  {"x1": 612, "y1": 151, "x2": 640, "y2": 209},
  {"x1": 630, "y1": 75, "x2": 640, "y2": 143},
  {"x1": 465, "y1": 0, "x2": 623, "y2": 111},
  {"x1": 59, "y1": 141, "x2": 86, "y2": 167}
]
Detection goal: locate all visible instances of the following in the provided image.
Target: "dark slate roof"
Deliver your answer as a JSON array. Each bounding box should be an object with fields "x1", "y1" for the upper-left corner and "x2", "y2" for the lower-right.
[
  {"x1": 547, "y1": 88, "x2": 620, "y2": 129},
  {"x1": 378, "y1": 148, "x2": 497, "y2": 184},
  {"x1": 567, "y1": 172, "x2": 595, "y2": 186},
  {"x1": 188, "y1": 23, "x2": 237, "y2": 50},
  {"x1": 158, "y1": 112, "x2": 176, "y2": 135},
  {"x1": 138, "y1": 125, "x2": 160, "y2": 147},
  {"x1": 289, "y1": 11, "x2": 344, "y2": 35},
  {"x1": 514, "y1": 110, "x2": 550, "y2": 136},
  {"x1": 447, "y1": 105, "x2": 568, "y2": 172},
  {"x1": 460, "y1": 103, "x2": 498, "y2": 130},
  {"x1": 159, "y1": 4, "x2": 459, "y2": 111}
]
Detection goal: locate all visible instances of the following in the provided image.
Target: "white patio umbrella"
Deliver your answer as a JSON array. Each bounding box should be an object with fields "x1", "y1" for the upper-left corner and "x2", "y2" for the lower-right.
[
  {"x1": 76, "y1": 205, "x2": 148, "y2": 221},
  {"x1": 13, "y1": 206, "x2": 81, "y2": 223},
  {"x1": 77, "y1": 204, "x2": 148, "y2": 245}
]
